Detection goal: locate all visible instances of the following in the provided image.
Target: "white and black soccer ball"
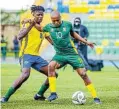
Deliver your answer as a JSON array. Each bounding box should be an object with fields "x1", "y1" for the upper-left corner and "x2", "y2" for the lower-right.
[{"x1": 72, "y1": 91, "x2": 86, "y2": 105}]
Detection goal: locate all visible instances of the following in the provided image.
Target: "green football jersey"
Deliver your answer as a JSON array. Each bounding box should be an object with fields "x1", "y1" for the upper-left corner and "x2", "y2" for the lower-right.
[{"x1": 43, "y1": 21, "x2": 78, "y2": 55}]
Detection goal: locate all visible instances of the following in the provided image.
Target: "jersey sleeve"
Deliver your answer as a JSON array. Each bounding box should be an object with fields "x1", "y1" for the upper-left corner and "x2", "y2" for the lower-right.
[
  {"x1": 44, "y1": 32, "x2": 50, "y2": 38},
  {"x1": 42, "y1": 24, "x2": 50, "y2": 37}
]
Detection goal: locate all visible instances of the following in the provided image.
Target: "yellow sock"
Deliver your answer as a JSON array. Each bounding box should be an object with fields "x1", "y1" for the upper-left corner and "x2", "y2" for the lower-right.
[
  {"x1": 87, "y1": 84, "x2": 97, "y2": 98},
  {"x1": 49, "y1": 77, "x2": 56, "y2": 93}
]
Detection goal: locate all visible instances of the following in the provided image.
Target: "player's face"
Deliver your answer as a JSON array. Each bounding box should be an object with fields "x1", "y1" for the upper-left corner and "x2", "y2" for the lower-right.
[
  {"x1": 51, "y1": 16, "x2": 61, "y2": 27},
  {"x1": 33, "y1": 11, "x2": 44, "y2": 23}
]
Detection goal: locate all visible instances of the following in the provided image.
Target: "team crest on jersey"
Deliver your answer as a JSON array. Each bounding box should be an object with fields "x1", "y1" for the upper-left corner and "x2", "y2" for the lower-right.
[
  {"x1": 63, "y1": 27, "x2": 66, "y2": 31},
  {"x1": 24, "y1": 61, "x2": 29, "y2": 65},
  {"x1": 51, "y1": 28, "x2": 54, "y2": 32}
]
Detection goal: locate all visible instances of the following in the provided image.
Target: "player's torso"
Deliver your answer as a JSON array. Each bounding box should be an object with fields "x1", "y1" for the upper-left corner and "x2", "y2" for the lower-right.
[
  {"x1": 19, "y1": 27, "x2": 44, "y2": 57},
  {"x1": 49, "y1": 21, "x2": 78, "y2": 55},
  {"x1": 50, "y1": 21, "x2": 71, "y2": 47}
]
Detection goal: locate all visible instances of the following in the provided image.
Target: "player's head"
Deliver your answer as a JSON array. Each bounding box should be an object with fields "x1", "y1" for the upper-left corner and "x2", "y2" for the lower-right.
[
  {"x1": 50, "y1": 11, "x2": 61, "y2": 27},
  {"x1": 31, "y1": 5, "x2": 45, "y2": 23},
  {"x1": 74, "y1": 17, "x2": 81, "y2": 27}
]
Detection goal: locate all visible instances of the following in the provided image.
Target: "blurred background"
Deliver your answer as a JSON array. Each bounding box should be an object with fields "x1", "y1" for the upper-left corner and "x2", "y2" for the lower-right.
[{"x1": 1, "y1": 0, "x2": 119, "y2": 70}]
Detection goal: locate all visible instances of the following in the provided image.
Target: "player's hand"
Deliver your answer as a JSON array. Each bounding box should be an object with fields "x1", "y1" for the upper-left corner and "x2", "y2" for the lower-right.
[
  {"x1": 21, "y1": 19, "x2": 35, "y2": 25},
  {"x1": 87, "y1": 42, "x2": 96, "y2": 49}
]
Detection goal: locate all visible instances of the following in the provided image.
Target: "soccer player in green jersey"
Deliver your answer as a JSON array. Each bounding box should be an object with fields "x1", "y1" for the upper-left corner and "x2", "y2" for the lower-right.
[{"x1": 26, "y1": 11, "x2": 101, "y2": 104}]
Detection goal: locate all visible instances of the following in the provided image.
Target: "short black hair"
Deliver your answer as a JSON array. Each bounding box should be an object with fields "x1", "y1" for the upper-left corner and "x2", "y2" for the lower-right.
[{"x1": 30, "y1": 5, "x2": 45, "y2": 13}]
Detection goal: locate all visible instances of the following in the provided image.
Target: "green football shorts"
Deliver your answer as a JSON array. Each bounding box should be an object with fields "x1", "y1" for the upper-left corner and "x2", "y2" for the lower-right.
[{"x1": 52, "y1": 54, "x2": 85, "y2": 70}]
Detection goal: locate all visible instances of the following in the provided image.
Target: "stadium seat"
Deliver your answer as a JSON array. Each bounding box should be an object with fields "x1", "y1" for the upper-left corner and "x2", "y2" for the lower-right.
[
  {"x1": 115, "y1": 34, "x2": 119, "y2": 39},
  {"x1": 114, "y1": 40, "x2": 119, "y2": 46},
  {"x1": 88, "y1": 47, "x2": 95, "y2": 55},
  {"x1": 110, "y1": 47, "x2": 117, "y2": 54},
  {"x1": 102, "y1": 39, "x2": 109, "y2": 46},
  {"x1": 103, "y1": 46, "x2": 110, "y2": 54},
  {"x1": 69, "y1": 5, "x2": 89, "y2": 13},
  {"x1": 63, "y1": 0, "x2": 69, "y2": 5},
  {"x1": 88, "y1": 0, "x2": 100, "y2": 5},
  {"x1": 95, "y1": 46, "x2": 103, "y2": 55}
]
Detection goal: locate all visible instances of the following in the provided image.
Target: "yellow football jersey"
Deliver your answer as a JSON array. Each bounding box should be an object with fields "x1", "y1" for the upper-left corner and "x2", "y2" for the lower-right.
[{"x1": 19, "y1": 24, "x2": 49, "y2": 57}]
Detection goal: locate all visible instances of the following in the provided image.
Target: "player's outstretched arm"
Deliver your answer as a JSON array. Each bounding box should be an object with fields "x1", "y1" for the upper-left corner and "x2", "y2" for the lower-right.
[{"x1": 71, "y1": 32, "x2": 95, "y2": 48}]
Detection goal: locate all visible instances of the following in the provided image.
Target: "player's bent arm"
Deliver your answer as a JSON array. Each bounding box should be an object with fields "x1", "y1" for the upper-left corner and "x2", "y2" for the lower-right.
[
  {"x1": 34, "y1": 23, "x2": 43, "y2": 31},
  {"x1": 17, "y1": 23, "x2": 34, "y2": 40},
  {"x1": 71, "y1": 32, "x2": 95, "y2": 48},
  {"x1": 71, "y1": 32, "x2": 88, "y2": 45},
  {"x1": 45, "y1": 36, "x2": 53, "y2": 45}
]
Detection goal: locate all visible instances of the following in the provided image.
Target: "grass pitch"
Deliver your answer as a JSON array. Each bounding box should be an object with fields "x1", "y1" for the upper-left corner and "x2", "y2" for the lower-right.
[{"x1": 1, "y1": 64, "x2": 119, "y2": 109}]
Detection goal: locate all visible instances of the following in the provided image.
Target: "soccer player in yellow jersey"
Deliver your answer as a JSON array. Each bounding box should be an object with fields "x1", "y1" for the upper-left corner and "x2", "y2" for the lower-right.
[{"x1": 1, "y1": 5, "x2": 57, "y2": 103}]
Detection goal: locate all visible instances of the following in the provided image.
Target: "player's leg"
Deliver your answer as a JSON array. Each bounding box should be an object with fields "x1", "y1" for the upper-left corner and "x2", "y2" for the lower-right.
[
  {"x1": 47, "y1": 61, "x2": 60, "y2": 101},
  {"x1": 33, "y1": 65, "x2": 58, "y2": 100},
  {"x1": 1, "y1": 55, "x2": 32, "y2": 103},
  {"x1": 76, "y1": 68, "x2": 101, "y2": 104},
  {"x1": 31, "y1": 56, "x2": 58, "y2": 100},
  {"x1": 68, "y1": 55, "x2": 101, "y2": 104},
  {"x1": 1, "y1": 68, "x2": 31, "y2": 103},
  {"x1": 45, "y1": 54, "x2": 65, "y2": 101}
]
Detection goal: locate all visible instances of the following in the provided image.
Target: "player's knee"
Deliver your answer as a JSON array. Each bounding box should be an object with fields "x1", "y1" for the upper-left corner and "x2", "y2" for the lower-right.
[
  {"x1": 48, "y1": 64, "x2": 55, "y2": 71},
  {"x1": 22, "y1": 71, "x2": 30, "y2": 80},
  {"x1": 80, "y1": 71, "x2": 87, "y2": 80},
  {"x1": 81, "y1": 74, "x2": 87, "y2": 80}
]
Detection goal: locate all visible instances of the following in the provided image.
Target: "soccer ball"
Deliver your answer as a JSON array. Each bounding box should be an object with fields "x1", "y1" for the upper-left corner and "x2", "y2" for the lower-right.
[{"x1": 72, "y1": 91, "x2": 86, "y2": 105}]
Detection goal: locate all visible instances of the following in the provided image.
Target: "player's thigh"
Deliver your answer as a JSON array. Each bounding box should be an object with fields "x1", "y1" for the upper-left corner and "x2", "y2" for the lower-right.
[
  {"x1": 19, "y1": 54, "x2": 33, "y2": 70},
  {"x1": 48, "y1": 61, "x2": 60, "y2": 70},
  {"x1": 67, "y1": 55, "x2": 85, "y2": 70},
  {"x1": 52, "y1": 54, "x2": 66, "y2": 69},
  {"x1": 31, "y1": 56, "x2": 48, "y2": 75}
]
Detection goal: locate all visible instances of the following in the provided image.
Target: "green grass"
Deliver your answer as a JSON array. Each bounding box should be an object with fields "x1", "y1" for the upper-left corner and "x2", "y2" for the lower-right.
[
  {"x1": 1, "y1": 64, "x2": 119, "y2": 109},
  {"x1": 0, "y1": 52, "x2": 17, "y2": 57}
]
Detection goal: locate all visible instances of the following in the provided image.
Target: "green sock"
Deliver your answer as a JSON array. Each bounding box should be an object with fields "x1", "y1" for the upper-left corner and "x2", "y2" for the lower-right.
[
  {"x1": 5, "y1": 87, "x2": 16, "y2": 100},
  {"x1": 37, "y1": 84, "x2": 49, "y2": 96}
]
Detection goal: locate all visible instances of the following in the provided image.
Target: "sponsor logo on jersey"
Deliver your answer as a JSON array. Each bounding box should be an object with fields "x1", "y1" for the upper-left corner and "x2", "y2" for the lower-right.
[{"x1": 51, "y1": 28, "x2": 54, "y2": 32}]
